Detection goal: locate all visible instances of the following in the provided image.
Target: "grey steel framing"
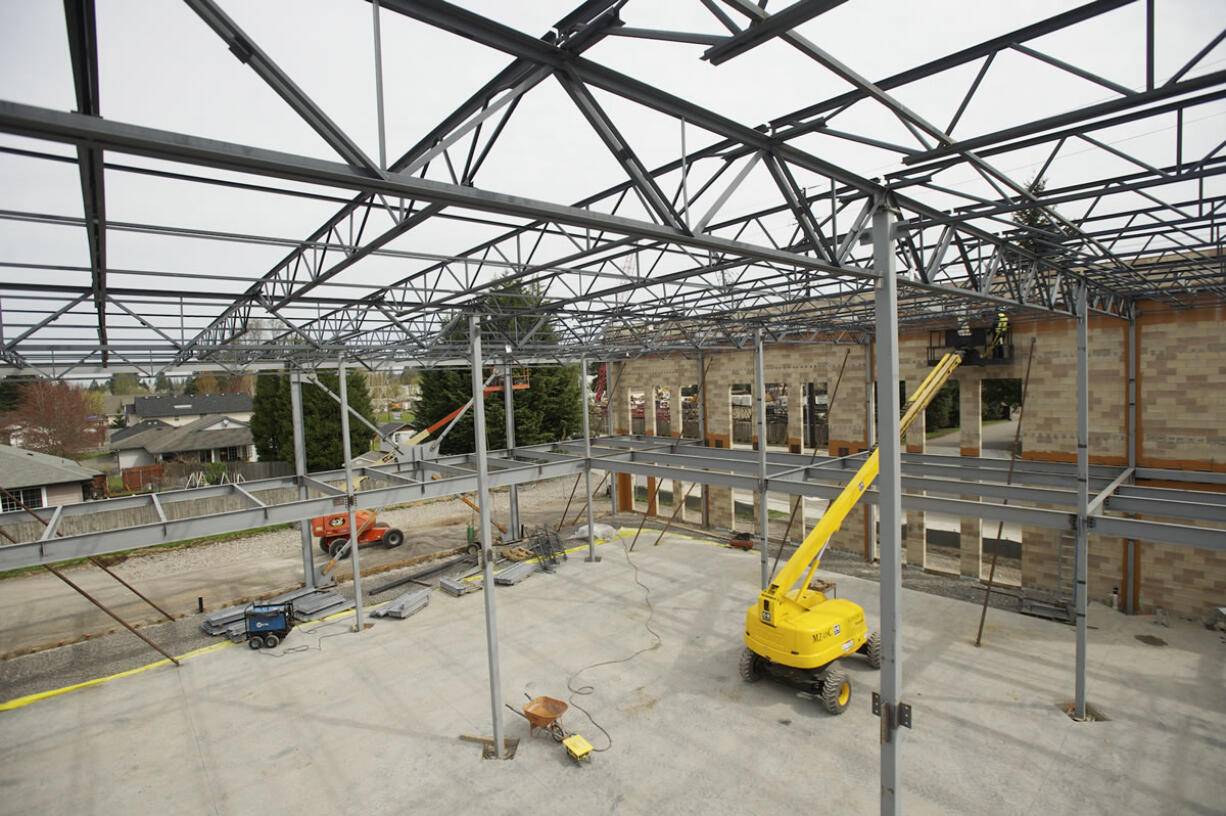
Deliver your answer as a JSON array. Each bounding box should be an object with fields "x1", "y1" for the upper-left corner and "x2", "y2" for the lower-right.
[{"x1": 2, "y1": 1, "x2": 1225, "y2": 812}]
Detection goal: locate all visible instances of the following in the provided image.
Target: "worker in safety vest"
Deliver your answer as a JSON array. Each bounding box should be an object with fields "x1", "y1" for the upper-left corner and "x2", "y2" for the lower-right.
[{"x1": 992, "y1": 311, "x2": 1009, "y2": 352}]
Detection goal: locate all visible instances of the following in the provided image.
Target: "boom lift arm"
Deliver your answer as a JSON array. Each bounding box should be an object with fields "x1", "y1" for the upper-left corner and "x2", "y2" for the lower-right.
[{"x1": 763, "y1": 350, "x2": 965, "y2": 609}]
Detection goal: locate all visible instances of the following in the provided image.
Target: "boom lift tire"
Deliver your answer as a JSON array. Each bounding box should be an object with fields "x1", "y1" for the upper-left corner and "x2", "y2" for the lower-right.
[
  {"x1": 383, "y1": 528, "x2": 405, "y2": 547},
  {"x1": 327, "y1": 538, "x2": 348, "y2": 558},
  {"x1": 863, "y1": 631, "x2": 882, "y2": 669},
  {"x1": 821, "y1": 669, "x2": 851, "y2": 715},
  {"x1": 739, "y1": 647, "x2": 764, "y2": 682}
]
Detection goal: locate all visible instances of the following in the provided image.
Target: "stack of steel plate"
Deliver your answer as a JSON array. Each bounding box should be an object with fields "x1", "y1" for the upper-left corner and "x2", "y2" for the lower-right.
[
  {"x1": 371, "y1": 587, "x2": 432, "y2": 619},
  {"x1": 440, "y1": 576, "x2": 482, "y2": 596},
  {"x1": 292, "y1": 590, "x2": 351, "y2": 620},
  {"x1": 493, "y1": 561, "x2": 540, "y2": 586},
  {"x1": 200, "y1": 587, "x2": 321, "y2": 636}
]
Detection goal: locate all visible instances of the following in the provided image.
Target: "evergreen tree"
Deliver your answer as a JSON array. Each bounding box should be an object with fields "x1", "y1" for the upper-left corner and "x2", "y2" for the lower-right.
[
  {"x1": 416, "y1": 365, "x2": 582, "y2": 455},
  {"x1": 413, "y1": 279, "x2": 582, "y2": 455},
  {"x1": 924, "y1": 380, "x2": 959, "y2": 431},
  {"x1": 109, "y1": 372, "x2": 144, "y2": 395},
  {"x1": 250, "y1": 373, "x2": 292, "y2": 463},
  {"x1": 1013, "y1": 178, "x2": 1073, "y2": 260},
  {"x1": 0, "y1": 375, "x2": 20, "y2": 412},
  {"x1": 154, "y1": 372, "x2": 172, "y2": 393},
  {"x1": 250, "y1": 370, "x2": 376, "y2": 470}
]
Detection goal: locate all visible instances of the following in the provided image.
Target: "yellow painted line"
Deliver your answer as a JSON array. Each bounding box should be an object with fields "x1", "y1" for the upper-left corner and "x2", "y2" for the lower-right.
[
  {"x1": 2, "y1": 529, "x2": 731, "y2": 711},
  {"x1": 0, "y1": 640, "x2": 232, "y2": 712},
  {"x1": 0, "y1": 600, "x2": 366, "y2": 713}
]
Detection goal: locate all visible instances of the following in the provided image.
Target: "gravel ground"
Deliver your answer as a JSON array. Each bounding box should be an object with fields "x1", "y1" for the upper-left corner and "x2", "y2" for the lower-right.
[
  {"x1": 1, "y1": 477, "x2": 1062, "y2": 704},
  {"x1": 108, "y1": 476, "x2": 585, "y2": 584}
]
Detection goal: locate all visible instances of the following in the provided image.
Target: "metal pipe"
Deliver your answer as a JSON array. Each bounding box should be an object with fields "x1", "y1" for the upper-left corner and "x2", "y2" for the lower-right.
[
  {"x1": 873, "y1": 203, "x2": 904, "y2": 816},
  {"x1": 371, "y1": 0, "x2": 388, "y2": 170},
  {"x1": 338, "y1": 356, "x2": 365, "y2": 631},
  {"x1": 471, "y1": 314, "x2": 507, "y2": 757},
  {"x1": 580, "y1": 355, "x2": 597, "y2": 561},
  {"x1": 88, "y1": 557, "x2": 176, "y2": 622},
  {"x1": 44, "y1": 564, "x2": 179, "y2": 666},
  {"x1": 975, "y1": 335, "x2": 1036, "y2": 646},
  {"x1": 755, "y1": 327, "x2": 769, "y2": 589},
  {"x1": 0, "y1": 484, "x2": 178, "y2": 624},
  {"x1": 503, "y1": 356, "x2": 519, "y2": 537},
  {"x1": 1075, "y1": 283, "x2": 1090, "y2": 720},
  {"x1": 290, "y1": 370, "x2": 316, "y2": 588}
]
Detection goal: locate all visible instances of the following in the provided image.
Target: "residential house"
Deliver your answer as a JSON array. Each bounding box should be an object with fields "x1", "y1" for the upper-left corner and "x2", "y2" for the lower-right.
[
  {"x1": 0, "y1": 443, "x2": 101, "y2": 510},
  {"x1": 125, "y1": 393, "x2": 253, "y2": 428},
  {"x1": 113, "y1": 415, "x2": 255, "y2": 471},
  {"x1": 377, "y1": 420, "x2": 418, "y2": 448}
]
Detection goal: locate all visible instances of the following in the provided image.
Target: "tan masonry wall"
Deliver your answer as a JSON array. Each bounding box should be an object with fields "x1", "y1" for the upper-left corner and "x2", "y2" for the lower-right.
[{"x1": 601, "y1": 300, "x2": 1225, "y2": 617}]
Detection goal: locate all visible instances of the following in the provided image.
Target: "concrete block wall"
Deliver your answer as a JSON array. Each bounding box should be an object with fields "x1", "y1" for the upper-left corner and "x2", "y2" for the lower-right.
[
  {"x1": 1014, "y1": 317, "x2": 1129, "y2": 465},
  {"x1": 603, "y1": 301, "x2": 1225, "y2": 616},
  {"x1": 1134, "y1": 301, "x2": 1226, "y2": 470}
]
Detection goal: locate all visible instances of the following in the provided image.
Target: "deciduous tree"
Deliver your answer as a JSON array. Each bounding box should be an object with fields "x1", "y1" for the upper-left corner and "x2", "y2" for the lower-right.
[{"x1": 9, "y1": 381, "x2": 105, "y2": 458}]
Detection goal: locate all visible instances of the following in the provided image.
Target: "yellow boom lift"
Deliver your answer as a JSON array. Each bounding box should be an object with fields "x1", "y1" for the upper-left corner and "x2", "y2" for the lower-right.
[{"x1": 740, "y1": 348, "x2": 967, "y2": 713}]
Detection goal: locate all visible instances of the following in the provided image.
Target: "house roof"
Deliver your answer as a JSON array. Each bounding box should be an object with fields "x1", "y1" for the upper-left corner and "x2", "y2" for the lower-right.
[
  {"x1": 378, "y1": 421, "x2": 414, "y2": 436},
  {"x1": 0, "y1": 444, "x2": 101, "y2": 490},
  {"x1": 113, "y1": 416, "x2": 252, "y2": 456},
  {"x1": 111, "y1": 419, "x2": 171, "y2": 444},
  {"x1": 130, "y1": 393, "x2": 252, "y2": 419}
]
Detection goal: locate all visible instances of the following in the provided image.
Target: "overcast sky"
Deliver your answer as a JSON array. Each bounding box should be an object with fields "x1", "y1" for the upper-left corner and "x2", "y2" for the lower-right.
[{"x1": 0, "y1": 0, "x2": 1223, "y2": 367}]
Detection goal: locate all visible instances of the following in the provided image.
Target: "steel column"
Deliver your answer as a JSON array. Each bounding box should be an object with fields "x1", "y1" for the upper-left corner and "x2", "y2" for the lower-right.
[
  {"x1": 1125, "y1": 310, "x2": 1137, "y2": 614},
  {"x1": 1074, "y1": 284, "x2": 1090, "y2": 719},
  {"x1": 580, "y1": 356, "x2": 597, "y2": 561},
  {"x1": 755, "y1": 328, "x2": 769, "y2": 588},
  {"x1": 338, "y1": 357, "x2": 365, "y2": 630},
  {"x1": 503, "y1": 356, "x2": 519, "y2": 537},
  {"x1": 607, "y1": 361, "x2": 618, "y2": 514},
  {"x1": 873, "y1": 203, "x2": 904, "y2": 816},
  {"x1": 865, "y1": 338, "x2": 877, "y2": 561},
  {"x1": 471, "y1": 314, "x2": 507, "y2": 757},
  {"x1": 289, "y1": 369, "x2": 315, "y2": 588},
  {"x1": 698, "y1": 352, "x2": 710, "y2": 528}
]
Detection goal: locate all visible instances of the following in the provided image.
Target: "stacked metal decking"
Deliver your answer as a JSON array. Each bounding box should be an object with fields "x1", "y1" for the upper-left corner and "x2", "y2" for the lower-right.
[
  {"x1": 292, "y1": 590, "x2": 352, "y2": 620},
  {"x1": 439, "y1": 576, "x2": 482, "y2": 596},
  {"x1": 200, "y1": 587, "x2": 350, "y2": 639},
  {"x1": 493, "y1": 561, "x2": 540, "y2": 586},
  {"x1": 370, "y1": 587, "x2": 433, "y2": 619}
]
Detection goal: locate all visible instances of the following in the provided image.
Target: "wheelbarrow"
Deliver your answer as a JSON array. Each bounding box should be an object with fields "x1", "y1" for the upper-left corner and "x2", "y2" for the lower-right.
[
  {"x1": 513, "y1": 696, "x2": 594, "y2": 762},
  {"x1": 522, "y1": 696, "x2": 568, "y2": 740}
]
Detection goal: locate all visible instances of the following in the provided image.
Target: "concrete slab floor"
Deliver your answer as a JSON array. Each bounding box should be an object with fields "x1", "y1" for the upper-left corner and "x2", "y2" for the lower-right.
[{"x1": 1, "y1": 533, "x2": 1222, "y2": 815}]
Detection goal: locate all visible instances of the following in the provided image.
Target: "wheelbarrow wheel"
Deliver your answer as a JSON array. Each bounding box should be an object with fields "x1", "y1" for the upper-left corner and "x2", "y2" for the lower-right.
[{"x1": 548, "y1": 722, "x2": 566, "y2": 743}]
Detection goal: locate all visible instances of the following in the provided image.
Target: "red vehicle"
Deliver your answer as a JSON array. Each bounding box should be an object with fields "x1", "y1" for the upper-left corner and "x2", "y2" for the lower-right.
[{"x1": 311, "y1": 509, "x2": 404, "y2": 556}]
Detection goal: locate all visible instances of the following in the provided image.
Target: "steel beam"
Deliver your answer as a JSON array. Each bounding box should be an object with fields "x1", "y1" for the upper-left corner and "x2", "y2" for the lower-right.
[
  {"x1": 0, "y1": 102, "x2": 867, "y2": 284},
  {"x1": 874, "y1": 203, "x2": 903, "y2": 816},
  {"x1": 470, "y1": 313, "x2": 507, "y2": 758},
  {"x1": 704, "y1": 0, "x2": 849, "y2": 65},
  {"x1": 338, "y1": 356, "x2": 366, "y2": 630},
  {"x1": 289, "y1": 370, "x2": 316, "y2": 587},
  {"x1": 63, "y1": 0, "x2": 108, "y2": 362},
  {"x1": 1074, "y1": 283, "x2": 1089, "y2": 720},
  {"x1": 755, "y1": 327, "x2": 769, "y2": 588},
  {"x1": 580, "y1": 355, "x2": 597, "y2": 561},
  {"x1": 504, "y1": 357, "x2": 519, "y2": 537}
]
